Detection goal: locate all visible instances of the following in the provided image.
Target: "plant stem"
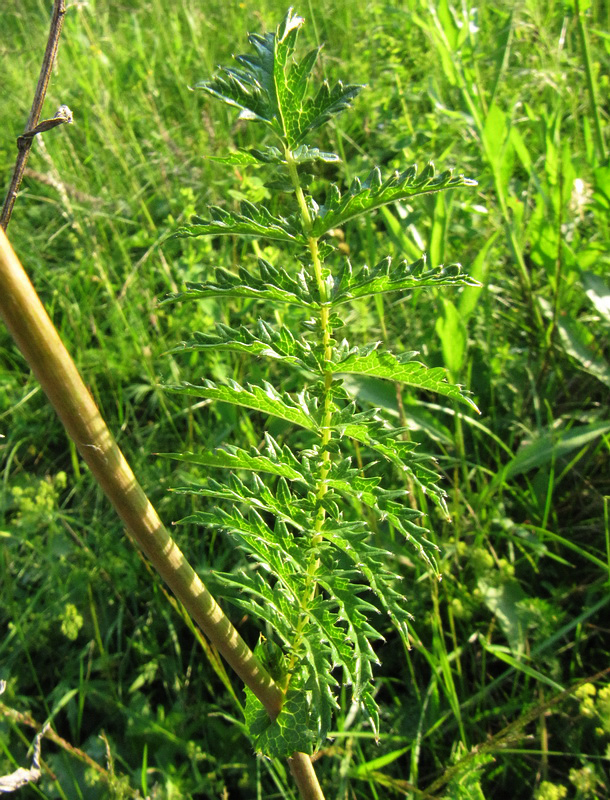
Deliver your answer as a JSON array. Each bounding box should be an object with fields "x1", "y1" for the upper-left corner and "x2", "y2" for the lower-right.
[
  {"x1": 1, "y1": 0, "x2": 66, "y2": 229},
  {"x1": 285, "y1": 146, "x2": 333, "y2": 600},
  {"x1": 288, "y1": 753, "x2": 326, "y2": 800},
  {"x1": 0, "y1": 226, "x2": 284, "y2": 720},
  {"x1": 575, "y1": 0, "x2": 607, "y2": 164}
]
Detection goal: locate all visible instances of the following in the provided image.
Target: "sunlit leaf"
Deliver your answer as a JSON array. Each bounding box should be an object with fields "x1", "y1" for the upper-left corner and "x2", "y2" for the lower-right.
[
  {"x1": 335, "y1": 345, "x2": 479, "y2": 411},
  {"x1": 312, "y1": 163, "x2": 477, "y2": 236}
]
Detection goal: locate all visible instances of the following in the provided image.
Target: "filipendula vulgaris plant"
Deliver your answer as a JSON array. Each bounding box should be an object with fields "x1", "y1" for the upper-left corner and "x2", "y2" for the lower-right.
[{"x1": 163, "y1": 9, "x2": 479, "y2": 759}]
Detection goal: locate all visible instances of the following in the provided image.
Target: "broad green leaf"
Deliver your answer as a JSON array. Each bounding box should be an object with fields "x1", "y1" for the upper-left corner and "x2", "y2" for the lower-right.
[
  {"x1": 435, "y1": 298, "x2": 467, "y2": 378},
  {"x1": 331, "y1": 255, "x2": 479, "y2": 306},
  {"x1": 539, "y1": 296, "x2": 610, "y2": 388},
  {"x1": 458, "y1": 233, "x2": 498, "y2": 321},
  {"x1": 335, "y1": 346, "x2": 479, "y2": 411},
  {"x1": 245, "y1": 678, "x2": 316, "y2": 758},
  {"x1": 581, "y1": 270, "x2": 610, "y2": 322},
  {"x1": 166, "y1": 379, "x2": 318, "y2": 430},
  {"x1": 312, "y1": 163, "x2": 477, "y2": 237},
  {"x1": 173, "y1": 201, "x2": 304, "y2": 244},
  {"x1": 482, "y1": 103, "x2": 509, "y2": 173},
  {"x1": 477, "y1": 577, "x2": 528, "y2": 656},
  {"x1": 501, "y1": 420, "x2": 610, "y2": 480}
]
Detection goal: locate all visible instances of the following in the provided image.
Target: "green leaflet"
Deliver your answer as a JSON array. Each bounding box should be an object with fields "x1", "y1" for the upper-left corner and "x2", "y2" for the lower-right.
[
  {"x1": 335, "y1": 346, "x2": 480, "y2": 412},
  {"x1": 331, "y1": 255, "x2": 480, "y2": 305},
  {"x1": 173, "y1": 201, "x2": 304, "y2": 244},
  {"x1": 168, "y1": 319, "x2": 323, "y2": 371},
  {"x1": 319, "y1": 519, "x2": 411, "y2": 643},
  {"x1": 163, "y1": 259, "x2": 318, "y2": 308},
  {"x1": 208, "y1": 571, "x2": 297, "y2": 644},
  {"x1": 187, "y1": 506, "x2": 309, "y2": 592},
  {"x1": 166, "y1": 379, "x2": 319, "y2": 430},
  {"x1": 208, "y1": 145, "x2": 341, "y2": 167},
  {"x1": 206, "y1": 150, "x2": 266, "y2": 166},
  {"x1": 210, "y1": 145, "x2": 341, "y2": 166},
  {"x1": 312, "y1": 163, "x2": 478, "y2": 237},
  {"x1": 159, "y1": 436, "x2": 304, "y2": 481},
  {"x1": 173, "y1": 473, "x2": 311, "y2": 533}
]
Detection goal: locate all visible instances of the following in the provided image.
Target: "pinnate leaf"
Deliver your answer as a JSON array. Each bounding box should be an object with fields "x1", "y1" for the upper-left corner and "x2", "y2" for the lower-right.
[
  {"x1": 174, "y1": 473, "x2": 312, "y2": 533},
  {"x1": 167, "y1": 379, "x2": 319, "y2": 430},
  {"x1": 312, "y1": 163, "x2": 477, "y2": 236},
  {"x1": 169, "y1": 319, "x2": 322, "y2": 370},
  {"x1": 159, "y1": 436, "x2": 304, "y2": 481},
  {"x1": 188, "y1": 506, "x2": 307, "y2": 585},
  {"x1": 320, "y1": 519, "x2": 411, "y2": 644},
  {"x1": 173, "y1": 201, "x2": 304, "y2": 244},
  {"x1": 331, "y1": 254, "x2": 480, "y2": 305},
  {"x1": 164, "y1": 259, "x2": 317, "y2": 308},
  {"x1": 335, "y1": 345, "x2": 479, "y2": 411}
]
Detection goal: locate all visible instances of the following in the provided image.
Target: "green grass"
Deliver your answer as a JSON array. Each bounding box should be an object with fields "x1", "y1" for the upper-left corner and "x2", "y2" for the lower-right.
[{"x1": 1, "y1": 0, "x2": 609, "y2": 798}]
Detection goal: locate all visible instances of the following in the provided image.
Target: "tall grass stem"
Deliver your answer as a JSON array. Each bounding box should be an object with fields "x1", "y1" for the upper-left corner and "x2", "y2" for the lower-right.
[
  {"x1": 575, "y1": 0, "x2": 607, "y2": 164},
  {"x1": 0, "y1": 226, "x2": 285, "y2": 721}
]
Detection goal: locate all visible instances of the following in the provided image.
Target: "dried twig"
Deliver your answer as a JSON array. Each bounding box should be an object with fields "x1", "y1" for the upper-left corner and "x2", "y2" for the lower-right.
[{"x1": 1, "y1": 0, "x2": 68, "y2": 229}]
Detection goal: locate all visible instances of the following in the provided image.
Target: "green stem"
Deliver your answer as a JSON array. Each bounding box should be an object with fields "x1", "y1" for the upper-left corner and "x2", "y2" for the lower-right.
[{"x1": 285, "y1": 145, "x2": 335, "y2": 637}]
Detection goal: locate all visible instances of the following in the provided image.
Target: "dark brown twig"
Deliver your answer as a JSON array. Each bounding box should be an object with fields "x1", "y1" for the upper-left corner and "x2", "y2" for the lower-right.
[{"x1": 1, "y1": 0, "x2": 67, "y2": 229}]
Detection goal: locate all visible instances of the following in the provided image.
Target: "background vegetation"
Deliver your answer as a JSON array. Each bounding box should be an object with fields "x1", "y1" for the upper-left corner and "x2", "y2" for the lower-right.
[{"x1": 1, "y1": 0, "x2": 609, "y2": 797}]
